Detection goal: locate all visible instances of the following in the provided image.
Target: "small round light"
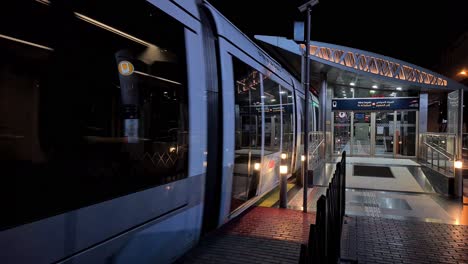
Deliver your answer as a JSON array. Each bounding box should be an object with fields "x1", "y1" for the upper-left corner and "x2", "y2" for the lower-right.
[
  {"x1": 254, "y1": 163, "x2": 261, "y2": 170},
  {"x1": 281, "y1": 153, "x2": 287, "y2": 160},
  {"x1": 301, "y1": 155, "x2": 306, "y2": 162}
]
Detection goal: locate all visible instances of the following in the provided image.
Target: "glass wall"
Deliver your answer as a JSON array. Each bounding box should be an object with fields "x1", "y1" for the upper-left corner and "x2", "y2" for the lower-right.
[{"x1": 0, "y1": 1, "x2": 188, "y2": 230}]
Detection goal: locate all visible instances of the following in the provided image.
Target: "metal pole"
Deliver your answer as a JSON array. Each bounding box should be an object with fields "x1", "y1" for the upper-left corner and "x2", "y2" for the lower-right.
[
  {"x1": 455, "y1": 88, "x2": 464, "y2": 198},
  {"x1": 303, "y1": 5, "x2": 311, "y2": 213}
]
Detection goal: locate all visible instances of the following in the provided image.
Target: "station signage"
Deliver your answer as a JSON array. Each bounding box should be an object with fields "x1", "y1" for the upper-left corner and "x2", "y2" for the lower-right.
[{"x1": 331, "y1": 97, "x2": 419, "y2": 111}]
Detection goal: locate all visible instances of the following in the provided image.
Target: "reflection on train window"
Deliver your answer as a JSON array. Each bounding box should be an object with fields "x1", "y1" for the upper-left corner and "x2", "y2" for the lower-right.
[
  {"x1": 0, "y1": 1, "x2": 187, "y2": 230},
  {"x1": 263, "y1": 78, "x2": 281, "y2": 153},
  {"x1": 231, "y1": 57, "x2": 262, "y2": 212}
]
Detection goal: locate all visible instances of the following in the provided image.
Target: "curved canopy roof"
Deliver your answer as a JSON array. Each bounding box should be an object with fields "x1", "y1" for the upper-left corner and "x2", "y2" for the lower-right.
[{"x1": 255, "y1": 35, "x2": 466, "y2": 91}]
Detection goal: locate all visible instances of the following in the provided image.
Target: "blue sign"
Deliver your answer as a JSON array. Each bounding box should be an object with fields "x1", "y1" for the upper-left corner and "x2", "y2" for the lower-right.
[{"x1": 332, "y1": 97, "x2": 419, "y2": 111}]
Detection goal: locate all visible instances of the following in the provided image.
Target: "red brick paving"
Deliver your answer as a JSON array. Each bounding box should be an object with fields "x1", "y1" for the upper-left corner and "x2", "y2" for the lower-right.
[
  {"x1": 222, "y1": 206, "x2": 316, "y2": 244},
  {"x1": 178, "y1": 206, "x2": 316, "y2": 264}
]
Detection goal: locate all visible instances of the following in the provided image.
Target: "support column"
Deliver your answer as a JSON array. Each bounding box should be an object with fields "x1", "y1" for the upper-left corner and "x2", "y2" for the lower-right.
[
  {"x1": 419, "y1": 93, "x2": 428, "y2": 134},
  {"x1": 418, "y1": 93, "x2": 428, "y2": 159},
  {"x1": 319, "y1": 72, "x2": 327, "y2": 159}
]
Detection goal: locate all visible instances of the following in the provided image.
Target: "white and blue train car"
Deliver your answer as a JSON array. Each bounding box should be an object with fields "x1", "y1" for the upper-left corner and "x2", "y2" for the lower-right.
[{"x1": 0, "y1": 1, "x2": 319, "y2": 263}]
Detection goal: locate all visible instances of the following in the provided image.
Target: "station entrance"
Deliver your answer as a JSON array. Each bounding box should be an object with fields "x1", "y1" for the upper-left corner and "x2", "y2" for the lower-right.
[
  {"x1": 333, "y1": 110, "x2": 417, "y2": 157},
  {"x1": 332, "y1": 98, "x2": 418, "y2": 158}
]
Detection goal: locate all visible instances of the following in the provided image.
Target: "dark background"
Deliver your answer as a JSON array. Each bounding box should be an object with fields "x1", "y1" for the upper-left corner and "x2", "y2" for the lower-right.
[{"x1": 209, "y1": 0, "x2": 468, "y2": 73}]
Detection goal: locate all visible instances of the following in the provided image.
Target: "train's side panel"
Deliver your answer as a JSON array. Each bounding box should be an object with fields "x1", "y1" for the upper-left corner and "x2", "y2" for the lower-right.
[{"x1": 0, "y1": 1, "x2": 206, "y2": 263}]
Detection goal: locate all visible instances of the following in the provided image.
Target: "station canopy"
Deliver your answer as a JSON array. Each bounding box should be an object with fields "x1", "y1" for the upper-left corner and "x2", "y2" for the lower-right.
[{"x1": 255, "y1": 35, "x2": 467, "y2": 92}]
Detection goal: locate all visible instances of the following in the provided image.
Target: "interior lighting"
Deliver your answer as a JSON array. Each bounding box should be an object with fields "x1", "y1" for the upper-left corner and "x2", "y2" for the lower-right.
[
  {"x1": 350, "y1": 82, "x2": 355, "y2": 86},
  {"x1": 372, "y1": 85, "x2": 378, "y2": 89},
  {"x1": 455, "y1": 160, "x2": 463, "y2": 169},
  {"x1": 396, "y1": 87, "x2": 402, "y2": 91},
  {"x1": 460, "y1": 70, "x2": 467, "y2": 75},
  {"x1": 281, "y1": 153, "x2": 287, "y2": 160},
  {"x1": 301, "y1": 155, "x2": 306, "y2": 162},
  {"x1": 369, "y1": 90, "x2": 376, "y2": 94}
]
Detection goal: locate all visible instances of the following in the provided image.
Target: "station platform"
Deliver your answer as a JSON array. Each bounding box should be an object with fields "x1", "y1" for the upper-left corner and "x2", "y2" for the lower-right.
[{"x1": 177, "y1": 157, "x2": 468, "y2": 264}]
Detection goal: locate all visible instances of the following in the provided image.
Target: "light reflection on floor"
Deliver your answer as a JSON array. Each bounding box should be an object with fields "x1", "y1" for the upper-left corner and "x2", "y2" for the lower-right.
[{"x1": 286, "y1": 157, "x2": 468, "y2": 225}]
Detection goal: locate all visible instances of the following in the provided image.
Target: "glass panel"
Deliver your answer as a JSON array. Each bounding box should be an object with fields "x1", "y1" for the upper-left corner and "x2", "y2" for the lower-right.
[
  {"x1": 374, "y1": 112, "x2": 394, "y2": 156},
  {"x1": 352, "y1": 112, "x2": 371, "y2": 155},
  {"x1": 333, "y1": 112, "x2": 351, "y2": 155},
  {"x1": 0, "y1": 1, "x2": 188, "y2": 230},
  {"x1": 263, "y1": 80, "x2": 281, "y2": 154},
  {"x1": 231, "y1": 57, "x2": 262, "y2": 212},
  {"x1": 396, "y1": 111, "x2": 417, "y2": 156},
  {"x1": 281, "y1": 87, "x2": 294, "y2": 172}
]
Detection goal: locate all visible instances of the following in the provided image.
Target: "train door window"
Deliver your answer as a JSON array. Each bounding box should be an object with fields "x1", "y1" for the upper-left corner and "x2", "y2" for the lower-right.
[
  {"x1": 314, "y1": 104, "x2": 320, "y2": 131},
  {"x1": 280, "y1": 87, "x2": 294, "y2": 172},
  {"x1": 263, "y1": 78, "x2": 281, "y2": 153},
  {"x1": 296, "y1": 96, "x2": 305, "y2": 176},
  {"x1": 0, "y1": 1, "x2": 188, "y2": 230},
  {"x1": 231, "y1": 57, "x2": 262, "y2": 212}
]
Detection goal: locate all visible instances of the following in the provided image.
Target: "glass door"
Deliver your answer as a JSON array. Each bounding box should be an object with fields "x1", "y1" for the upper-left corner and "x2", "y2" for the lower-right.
[
  {"x1": 396, "y1": 111, "x2": 417, "y2": 157},
  {"x1": 333, "y1": 112, "x2": 351, "y2": 155},
  {"x1": 352, "y1": 112, "x2": 371, "y2": 155},
  {"x1": 374, "y1": 111, "x2": 394, "y2": 156}
]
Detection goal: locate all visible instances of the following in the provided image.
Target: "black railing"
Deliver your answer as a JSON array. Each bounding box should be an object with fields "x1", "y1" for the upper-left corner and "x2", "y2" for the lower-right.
[{"x1": 300, "y1": 151, "x2": 346, "y2": 264}]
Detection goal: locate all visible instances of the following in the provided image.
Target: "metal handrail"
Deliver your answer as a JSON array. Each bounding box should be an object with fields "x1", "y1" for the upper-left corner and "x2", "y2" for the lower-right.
[
  {"x1": 423, "y1": 142, "x2": 453, "y2": 160},
  {"x1": 425, "y1": 141, "x2": 454, "y2": 157}
]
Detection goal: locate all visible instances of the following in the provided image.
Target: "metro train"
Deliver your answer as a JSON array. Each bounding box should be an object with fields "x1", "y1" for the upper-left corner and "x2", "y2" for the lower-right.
[{"x1": 0, "y1": 0, "x2": 320, "y2": 263}]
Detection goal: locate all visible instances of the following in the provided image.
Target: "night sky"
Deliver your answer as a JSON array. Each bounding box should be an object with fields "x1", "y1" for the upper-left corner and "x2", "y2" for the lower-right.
[{"x1": 209, "y1": 0, "x2": 468, "y2": 73}]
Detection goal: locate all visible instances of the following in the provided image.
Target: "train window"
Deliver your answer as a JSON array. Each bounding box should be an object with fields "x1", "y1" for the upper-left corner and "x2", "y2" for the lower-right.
[
  {"x1": 0, "y1": 1, "x2": 188, "y2": 230},
  {"x1": 281, "y1": 88, "x2": 294, "y2": 167},
  {"x1": 263, "y1": 78, "x2": 281, "y2": 153},
  {"x1": 231, "y1": 57, "x2": 262, "y2": 212}
]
